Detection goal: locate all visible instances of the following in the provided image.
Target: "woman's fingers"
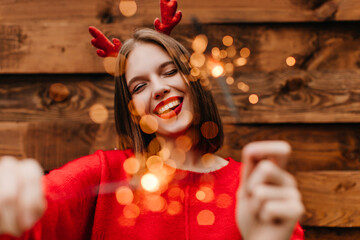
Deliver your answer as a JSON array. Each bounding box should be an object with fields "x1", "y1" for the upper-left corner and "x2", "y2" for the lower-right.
[
  {"x1": 241, "y1": 141, "x2": 291, "y2": 185},
  {"x1": 260, "y1": 200, "x2": 305, "y2": 223},
  {"x1": 17, "y1": 160, "x2": 46, "y2": 230},
  {"x1": 0, "y1": 156, "x2": 45, "y2": 236},
  {"x1": 247, "y1": 160, "x2": 297, "y2": 193}
]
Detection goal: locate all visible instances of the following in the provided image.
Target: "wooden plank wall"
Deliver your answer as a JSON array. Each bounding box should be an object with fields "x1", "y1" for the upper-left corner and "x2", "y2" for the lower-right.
[{"x1": 1, "y1": 0, "x2": 360, "y2": 239}]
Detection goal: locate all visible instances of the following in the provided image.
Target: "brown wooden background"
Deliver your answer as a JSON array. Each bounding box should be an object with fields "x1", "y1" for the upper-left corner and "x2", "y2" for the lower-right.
[{"x1": 1, "y1": 0, "x2": 360, "y2": 239}]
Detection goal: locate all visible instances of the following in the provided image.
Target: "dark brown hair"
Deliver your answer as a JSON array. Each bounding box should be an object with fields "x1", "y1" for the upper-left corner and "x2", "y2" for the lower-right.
[{"x1": 114, "y1": 28, "x2": 223, "y2": 155}]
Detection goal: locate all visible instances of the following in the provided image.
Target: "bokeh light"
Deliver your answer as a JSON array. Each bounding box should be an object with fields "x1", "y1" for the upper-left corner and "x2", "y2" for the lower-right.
[
  {"x1": 216, "y1": 193, "x2": 232, "y2": 208},
  {"x1": 249, "y1": 94, "x2": 259, "y2": 104},
  {"x1": 190, "y1": 53, "x2": 206, "y2": 68},
  {"x1": 128, "y1": 99, "x2": 145, "y2": 116},
  {"x1": 175, "y1": 135, "x2": 193, "y2": 152},
  {"x1": 145, "y1": 194, "x2": 166, "y2": 212},
  {"x1": 222, "y1": 35, "x2": 233, "y2": 47},
  {"x1": 146, "y1": 155, "x2": 164, "y2": 172},
  {"x1": 237, "y1": 82, "x2": 250, "y2": 92},
  {"x1": 140, "y1": 115, "x2": 158, "y2": 134},
  {"x1": 158, "y1": 147, "x2": 171, "y2": 161},
  {"x1": 200, "y1": 121, "x2": 219, "y2": 139},
  {"x1": 168, "y1": 186, "x2": 185, "y2": 201},
  {"x1": 103, "y1": 57, "x2": 117, "y2": 76},
  {"x1": 141, "y1": 173, "x2": 160, "y2": 192},
  {"x1": 234, "y1": 57, "x2": 247, "y2": 67},
  {"x1": 226, "y1": 46, "x2": 237, "y2": 58},
  {"x1": 211, "y1": 47, "x2": 220, "y2": 58},
  {"x1": 190, "y1": 67, "x2": 201, "y2": 77},
  {"x1": 116, "y1": 186, "x2": 134, "y2": 205},
  {"x1": 192, "y1": 34, "x2": 208, "y2": 53},
  {"x1": 167, "y1": 201, "x2": 182, "y2": 215},
  {"x1": 201, "y1": 153, "x2": 216, "y2": 168},
  {"x1": 123, "y1": 157, "x2": 140, "y2": 174},
  {"x1": 211, "y1": 65, "x2": 224, "y2": 78},
  {"x1": 123, "y1": 203, "x2": 140, "y2": 218},
  {"x1": 197, "y1": 186, "x2": 214, "y2": 203},
  {"x1": 119, "y1": 0, "x2": 137, "y2": 17},
  {"x1": 49, "y1": 83, "x2": 70, "y2": 102},
  {"x1": 219, "y1": 50, "x2": 227, "y2": 59},
  {"x1": 197, "y1": 210, "x2": 215, "y2": 225},
  {"x1": 240, "y1": 47, "x2": 251, "y2": 58},
  {"x1": 286, "y1": 56, "x2": 296, "y2": 66},
  {"x1": 224, "y1": 63, "x2": 234, "y2": 74},
  {"x1": 226, "y1": 77, "x2": 234, "y2": 85},
  {"x1": 172, "y1": 148, "x2": 186, "y2": 165},
  {"x1": 89, "y1": 103, "x2": 109, "y2": 124}
]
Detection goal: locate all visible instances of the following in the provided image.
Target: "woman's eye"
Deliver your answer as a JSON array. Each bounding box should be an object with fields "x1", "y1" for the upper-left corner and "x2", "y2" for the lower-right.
[
  {"x1": 164, "y1": 69, "x2": 178, "y2": 76},
  {"x1": 133, "y1": 83, "x2": 146, "y2": 93}
]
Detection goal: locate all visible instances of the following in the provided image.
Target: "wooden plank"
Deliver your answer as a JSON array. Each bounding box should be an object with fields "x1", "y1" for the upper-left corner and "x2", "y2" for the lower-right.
[
  {"x1": 0, "y1": 21, "x2": 359, "y2": 73},
  {"x1": 304, "y1": 226, "x2": 360, "y2": 240},
  {"x1": 2, "y1": 71, "x2": 360, "y2": 124},
  {"x1": 296, "y1": 171, "x2": 360, "y2": 227},
  {"x1": 1, "y1": 121, "x2": 360, "y2": 172},
  {"x1": 1, "y1": 0, "x2": 359, "y2": 24},
  {"x1": 218, "y1": 124, "x2": 360, "y2": 172}
]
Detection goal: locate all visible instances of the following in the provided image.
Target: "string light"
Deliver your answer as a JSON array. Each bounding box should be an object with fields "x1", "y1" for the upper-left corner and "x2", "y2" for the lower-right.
[
  {"x1": 200, "y1": 121, "x2": 219, "y2": 139},
  {"x1": 240, "y1": 47, "x2": 250, "y2": 58},
  {"x1": 211, "y1": 65, "x2": 224, "y2": 78},
  {"x1": 222, "y1": 35, "x2": 233, "y2": 47},
  {"x1": 192, "y1": 34, "x2": 208, "y2": 53},
  {"x1": 116, "y1": 186, "x2": 134, "y2": 205},
  {"x1": 234, "y1": 57, "x2": 247, "y2": 67},
  {"x1": 140, "y1": 115, "x2": 158, "y2": 134},
  {"x1": 237, "y1": 82, "x2": 249, "y2": 92},
  {"x1": 123, "y1": 157, "x2": 140, "y2": 174},
  {"x1": 197, "y1": 210, "x2": 215, "y2": 225},
  {"x1": 226, "y1": 77, "x2": 234, "y2": 85},
  {"x1": 141, "y1": 173, "x2": 160, "y2": 192}
]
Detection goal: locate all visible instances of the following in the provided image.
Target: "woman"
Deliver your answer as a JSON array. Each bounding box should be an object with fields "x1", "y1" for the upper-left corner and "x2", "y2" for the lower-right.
[{"x1": 0, "y1": 28, "x2": 304, "y2": 240}]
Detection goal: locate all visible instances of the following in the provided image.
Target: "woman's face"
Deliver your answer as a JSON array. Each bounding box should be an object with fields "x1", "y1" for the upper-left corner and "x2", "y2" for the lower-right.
[{"x1": 125, "y1": 42, "x2": 193, "y2": 138}]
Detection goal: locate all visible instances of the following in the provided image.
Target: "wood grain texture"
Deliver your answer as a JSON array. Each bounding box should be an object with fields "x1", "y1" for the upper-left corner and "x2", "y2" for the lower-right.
[
  {"x1": 2, "y1": 71, "x2": 360, "y2": 124},
  {"x1": 304, "y1": 226, "x2": 360, "y2": 240},
  {"x1": 1, "y1": 0, "x2": 359, "y2": 23},
  {"x1": 296, "y1": 171, "x2": 360, "y2": 227},
  {"x1": 0, "y1": 21, "x2": 359, "y2": 73}
]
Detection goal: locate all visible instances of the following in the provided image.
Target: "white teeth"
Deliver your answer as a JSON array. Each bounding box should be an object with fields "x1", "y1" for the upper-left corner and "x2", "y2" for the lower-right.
[{"x1": 157, "y1": 99, "x2": 180, "y2": 114}]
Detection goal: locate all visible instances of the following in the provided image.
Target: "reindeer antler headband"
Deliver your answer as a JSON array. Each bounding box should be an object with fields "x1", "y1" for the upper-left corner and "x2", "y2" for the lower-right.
[{"x1": 89, "y1": 0, "x2": 182, "y2": 58}]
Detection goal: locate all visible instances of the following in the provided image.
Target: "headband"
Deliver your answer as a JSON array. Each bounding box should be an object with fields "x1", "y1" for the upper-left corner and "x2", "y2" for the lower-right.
[{"x1": 89, "y1": 0, "x2": 182, "y2": 58}]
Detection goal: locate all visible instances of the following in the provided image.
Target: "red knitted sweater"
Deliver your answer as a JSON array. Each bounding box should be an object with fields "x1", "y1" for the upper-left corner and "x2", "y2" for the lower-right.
[{"x1": 1, "y1": 149, "x2": 304, "y2": 239}]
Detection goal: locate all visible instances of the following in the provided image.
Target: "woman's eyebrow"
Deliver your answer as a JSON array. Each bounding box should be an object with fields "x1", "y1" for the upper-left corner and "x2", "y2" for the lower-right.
[{"x1": 158, "y1": 61, "x2": 175, "y2": 70}]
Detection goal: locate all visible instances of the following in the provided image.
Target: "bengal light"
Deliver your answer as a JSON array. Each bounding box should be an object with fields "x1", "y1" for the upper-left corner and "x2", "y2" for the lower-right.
[
  {"x1": 89, "y1": 103, "x2": 109, "y2": 124},
  {"x1": 141, "y1": 173, "x2": 160, "y2": 192},
  {"x1": 197, "y1": 209, "x2": 215, "y2": 225},
  {"x1": 119, "y1": 0, "x2": 137, "y2": 17}
]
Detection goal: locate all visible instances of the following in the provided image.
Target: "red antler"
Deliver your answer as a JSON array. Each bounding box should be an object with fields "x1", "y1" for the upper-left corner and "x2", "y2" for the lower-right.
[
  {"x1": 89, "y1": 26, "x2": 121, "y2": 58},
  {"x1": 154, "y1": 0, "x2": 182, "y2": 35}
]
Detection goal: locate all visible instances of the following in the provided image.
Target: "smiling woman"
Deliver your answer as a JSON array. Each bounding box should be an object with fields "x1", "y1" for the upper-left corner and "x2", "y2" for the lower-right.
[{"x1": 115, "y1": 29, "x2": 224, "y2": 156}]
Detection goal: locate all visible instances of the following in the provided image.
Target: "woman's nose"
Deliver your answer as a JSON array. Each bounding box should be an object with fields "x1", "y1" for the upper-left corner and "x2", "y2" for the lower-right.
[{"x1": 152, "y1": 78, "x2": 170, "y2": 99}]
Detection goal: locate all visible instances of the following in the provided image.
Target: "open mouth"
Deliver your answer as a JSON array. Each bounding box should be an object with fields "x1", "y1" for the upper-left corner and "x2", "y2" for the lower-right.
[{"x1": 153, "y1": 96, "x2": 184, "y2": 119}]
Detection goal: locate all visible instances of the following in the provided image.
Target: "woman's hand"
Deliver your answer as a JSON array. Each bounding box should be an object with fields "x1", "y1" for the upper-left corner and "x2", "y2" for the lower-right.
[
  {"x1": 236, "y1": 141, "x2": 304, "y2": 240},
  {"x1": 0, "y1": 156, "x2": 46, "y2": 237}
]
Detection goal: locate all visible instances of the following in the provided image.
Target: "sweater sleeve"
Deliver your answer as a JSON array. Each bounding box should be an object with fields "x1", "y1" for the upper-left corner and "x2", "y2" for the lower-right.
[{"x1": 0, "y1": 151, "x2": 102, "y2": 240}]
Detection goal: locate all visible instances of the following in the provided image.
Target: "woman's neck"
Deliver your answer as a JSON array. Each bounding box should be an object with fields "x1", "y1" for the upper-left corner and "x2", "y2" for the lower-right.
[{"x1": 158, "y1": 135, "x2": 229, "y2": 173}]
